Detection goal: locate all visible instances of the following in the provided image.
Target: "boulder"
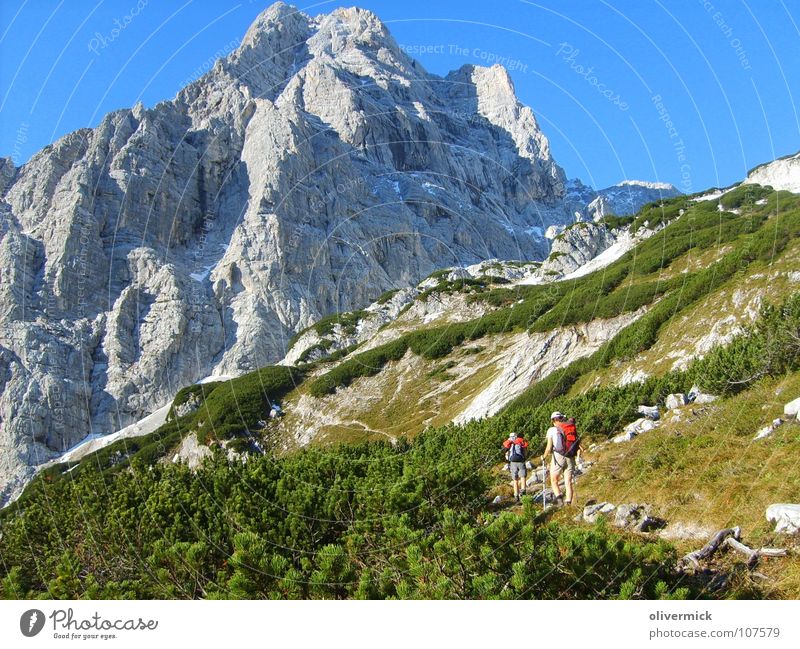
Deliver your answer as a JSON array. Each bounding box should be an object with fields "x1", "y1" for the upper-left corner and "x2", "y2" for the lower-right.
[
  {"x1": 173, "y1": 393, "x2": 201, "y2": 419},
  {"x1": 687, "y1": 384, "x2": 718, "y2": 403},
  {"x1": 582, "y1": 502, "x2": 616, "y2": 523},
  {"x1": 693, "y1": 393, "x2": 718, "y2": 404},
  {"x1": 784, "y1": 397, "x2": 800, "y2": 418},
  {"x1": 665, "y1": 393, "x2": 688, "y2": 410},
  {"x1": 638, "y1": 419, "x2": 658, "y2": 433},
  {"x1": 613, "y1": 504, "x2": 666, "y2": 532},
  {"x1": 623, "y1": 418, "x2": 647, "y2": 435},
  {"x1": 614, "y1": 418, "x2": 658, "y2": 443},
  {"x1": 637, "y1": 405, "x2": 660, "y2": 420},
  {"x1": 171, "y1": 432, "x2": 212, "y2": 470},
  {"x1": 766, "y1": 504, "x2": 800, "y2": 534}
]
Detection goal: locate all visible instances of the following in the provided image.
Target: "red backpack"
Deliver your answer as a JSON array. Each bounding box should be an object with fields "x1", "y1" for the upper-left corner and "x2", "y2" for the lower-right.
[{"x1": 554, "y1": 420, "x2": 580, "y2": 458}]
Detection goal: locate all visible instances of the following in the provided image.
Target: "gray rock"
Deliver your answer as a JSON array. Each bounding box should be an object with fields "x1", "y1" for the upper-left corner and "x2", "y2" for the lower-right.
[
  {"x1": 174, "y1": 394, "x2": 201, "y2": 419},
  {"x1": 624, "y1": 417, "x2": 657, "y2": 436},
  {"x1": 754, "y1": 418, "x2": 784, "y2": 441},
  {"x1": 766, "y1": 503, "x2": 800, "y2": 534},
  {"x1": 525, "y1": 467, "x2": 548, "y2": 486},
  {"x1": 583, "y1": 502, "x2": 616, "y2": 523},
  {"x1": 665, "y1": 393, "x2": 688, "y2": 410},
  {"x1": 784, "y1": 397, "x2": 800, "y2": 418},
  {"x1": 171, "y1": 432, "x2": 212, "y2": 470},
  {"x1": 693, "y1": 393, "x2": 718, "y2": 404},
  {"x1": 612, "y1": 417, "x2": 658, "y2": 443},
  {"x1": 532, "y1": 489, "x2": 558, "y2": 505},
  {"x1": 541, "y1": 222, "x2": 618, "y2": 276},
  {"x1": 613, "y1": 503, "x2": 665, "y2": 532},
  {"x1": 688, "y1": 385, "x2": 717, "y2": 404},
  {"x1": 637, "y1": 405, "x2": 660, "y2": 420}
]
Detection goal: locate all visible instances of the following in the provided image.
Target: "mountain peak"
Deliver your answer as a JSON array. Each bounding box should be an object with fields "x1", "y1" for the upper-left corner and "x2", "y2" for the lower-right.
[{"x1": 239, "y1": 2, "x2": 310, "y2": 50}]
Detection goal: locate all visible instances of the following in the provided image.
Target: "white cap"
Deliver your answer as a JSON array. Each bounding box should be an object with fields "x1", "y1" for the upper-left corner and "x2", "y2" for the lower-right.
[
  {"x1": 509, "y1": 432, "x2": 517, "y2": 439},
  {"x1": 551, "y1": 411, "x2": 564, "y2": 420}
]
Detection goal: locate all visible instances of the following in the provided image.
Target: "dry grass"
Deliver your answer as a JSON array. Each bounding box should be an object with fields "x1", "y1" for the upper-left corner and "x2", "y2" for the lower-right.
[{"x1": 576, "y1": 371, "x2": 800, "y2": 596}]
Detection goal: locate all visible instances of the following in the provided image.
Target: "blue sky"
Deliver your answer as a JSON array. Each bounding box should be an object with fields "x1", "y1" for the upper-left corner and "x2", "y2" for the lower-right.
[{"x1": 1, "y1": 0, "x2": 798, "y2": 191}]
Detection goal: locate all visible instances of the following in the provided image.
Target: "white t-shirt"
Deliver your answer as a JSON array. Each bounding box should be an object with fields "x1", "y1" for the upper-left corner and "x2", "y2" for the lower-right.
[{"x1": 545, "y1": 426, "x2": 558, "y2": 444}]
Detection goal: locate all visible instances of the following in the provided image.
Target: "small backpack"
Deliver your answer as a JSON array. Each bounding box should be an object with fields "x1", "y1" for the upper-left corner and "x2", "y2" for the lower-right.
[
  {"x1": 507, "y1": 438, "x2": 527, "y2": 462},
  {"x1": 554, "y1": 421, "x2": 580, "y2": 458}
]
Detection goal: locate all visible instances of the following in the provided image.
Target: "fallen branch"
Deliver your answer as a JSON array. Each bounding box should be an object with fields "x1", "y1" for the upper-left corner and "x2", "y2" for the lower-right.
[
  {"x1": 758, "y1": 547, "x2": 788, "y2": 558},
  {"x1": 724, "y1": 537, "x2": 759, "y2": 568},
  {"x1": 679, "y1": 527, "x2": 741, "y2": 571}
]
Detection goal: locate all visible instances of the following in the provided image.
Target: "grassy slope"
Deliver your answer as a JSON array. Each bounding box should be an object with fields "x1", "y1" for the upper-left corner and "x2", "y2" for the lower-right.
[
  {"x1": 570, "y1": 237, "x2": 800, "y2": 393},
  {"x1": 574, "y1": 372, "x2": 800, "y2": 596}
]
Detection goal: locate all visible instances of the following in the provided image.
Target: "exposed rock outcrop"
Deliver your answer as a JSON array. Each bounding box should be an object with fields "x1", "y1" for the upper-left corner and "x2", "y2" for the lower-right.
[{"x1": 744, "y1": 151, "x2": 800, "y2": 194}]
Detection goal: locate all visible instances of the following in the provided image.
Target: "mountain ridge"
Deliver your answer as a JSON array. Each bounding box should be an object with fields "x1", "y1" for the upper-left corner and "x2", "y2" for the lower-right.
[{"x1": 0, "y1": 2, "x2": 679, "y2": 502}]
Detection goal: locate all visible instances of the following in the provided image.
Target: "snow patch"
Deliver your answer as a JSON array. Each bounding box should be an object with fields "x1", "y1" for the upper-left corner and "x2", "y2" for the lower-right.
[
  {"x1": 51, "y1": 402, "x2": 172, "y2": 465},
  {"x1": 690, "y1": 187, "x2": 733, "y2": 202}
]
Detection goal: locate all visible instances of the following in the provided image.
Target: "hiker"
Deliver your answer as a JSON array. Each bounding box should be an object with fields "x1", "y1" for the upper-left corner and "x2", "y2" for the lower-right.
[
  {"x1": 542, "y1": 411, "x2": 581, "y2": 506},
  {"x1": 503, "y1": 432, "x2": 529, "y2": 501}
]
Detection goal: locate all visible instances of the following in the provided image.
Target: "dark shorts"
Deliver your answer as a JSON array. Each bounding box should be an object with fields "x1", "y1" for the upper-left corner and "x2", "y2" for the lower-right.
[{"x1": 510, "y1": 462, "x2": 527, "y2": 479}]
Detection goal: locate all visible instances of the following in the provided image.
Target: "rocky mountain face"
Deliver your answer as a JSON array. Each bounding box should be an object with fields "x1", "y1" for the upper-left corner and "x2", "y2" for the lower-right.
[
  {"x1": 0, "y1": 2, "x2": 679, "y2": 502},
  {"x1": 744, "y1": 151, "x2": 800, "y2": 193},
  {"x1": 564, "y1": 178, "x2": 680, "y2": 222}
]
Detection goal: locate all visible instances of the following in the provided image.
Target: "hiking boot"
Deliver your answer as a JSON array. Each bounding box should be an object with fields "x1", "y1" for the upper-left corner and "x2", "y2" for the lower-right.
[
  {"x1": 515, "y1": 494, "x2": 520, "y2": 502},
  {"x1": 555, "y1": 495, "x2": 565, "y2": 507},
  {"x1": 520, "y1": 489, "x2": 527, "y2": 496}
]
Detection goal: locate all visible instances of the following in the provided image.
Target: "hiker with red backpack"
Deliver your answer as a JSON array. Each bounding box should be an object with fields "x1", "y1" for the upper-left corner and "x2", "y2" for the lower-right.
[
  {"x1": 542, "y1": 411, "x2": 581, "y2": 506},
  {"x1": 503, "y1": 432, "x2": 529, "y2": 501}
]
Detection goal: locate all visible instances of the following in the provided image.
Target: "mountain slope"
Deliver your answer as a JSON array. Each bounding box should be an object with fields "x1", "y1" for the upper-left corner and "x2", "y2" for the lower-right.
[
  {"x1": 3, "y1": 175, "x2": 800, "y2": 599},
  {"x1": 0, "y1": 3, "x2": 682, "y2": 501},
  {"x1": 34, "y1": 180, "x2": 800, "y2": 469}
]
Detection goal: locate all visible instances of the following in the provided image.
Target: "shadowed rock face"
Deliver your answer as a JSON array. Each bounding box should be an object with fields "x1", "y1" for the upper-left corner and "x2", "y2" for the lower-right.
[{"x1": 0, "y1": 2, "x2": 677, "y2": 501}]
